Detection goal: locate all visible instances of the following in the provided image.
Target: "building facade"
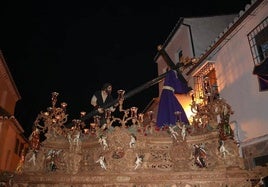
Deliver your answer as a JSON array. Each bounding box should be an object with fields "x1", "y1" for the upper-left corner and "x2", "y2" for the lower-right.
[
  {"x1": 155, "y1": 0, "x2": 268, "y2": 171},
  {"x1": 0, "y1": 51, "x2": 28, "y2": 172}
]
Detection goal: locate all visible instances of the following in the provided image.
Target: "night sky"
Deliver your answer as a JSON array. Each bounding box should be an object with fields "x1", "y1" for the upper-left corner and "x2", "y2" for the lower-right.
[{"x1": 0, "y1": 0, "x2": 251, "y2": 137}]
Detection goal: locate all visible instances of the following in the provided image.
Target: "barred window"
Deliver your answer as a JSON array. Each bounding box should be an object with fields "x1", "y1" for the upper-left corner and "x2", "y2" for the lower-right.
[
  {"x1": 248, "y1": 16, "x2": 268, "y2": 91},
  {"x1": 248, "y1": 16, "x2": 268, "y2": 65}
]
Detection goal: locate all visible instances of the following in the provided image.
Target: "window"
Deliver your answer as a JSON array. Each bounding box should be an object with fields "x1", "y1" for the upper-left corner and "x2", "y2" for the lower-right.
[
  {"x1": 248, "y1": 16, "x2": 268, "y2": 91},
  {"x1": 14, "y1": 138, "x2": 19, "y2": 155},
  {"x1": 176, "y1": 49, "x2": 183, "y2": 63},
  {"x1": 192, "y1": 61, "x2": 218, "y2": 102},
  {"x1": 19, "y1": 142, "x2": 24, "y2": 156},
  {"x1": 254, "y1": 154, "x2": 268, "y2": 167}
]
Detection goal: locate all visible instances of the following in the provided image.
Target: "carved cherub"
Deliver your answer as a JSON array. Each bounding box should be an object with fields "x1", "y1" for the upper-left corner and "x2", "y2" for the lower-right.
[
  {"x1": 176, "y1": 122, "x2": 187, "y2": 141},
  {"x1": 168, "y1": 125, "x2": 179, "y2": 140},
  {"x1": 98, "y1": 135, "x2": 108, "y2": 150},
  {"x1": 219, "y1": 140, "x2": 231, "y2": 158},
  {"x1": 28, "y1": 150, "x2": 37, "y2": 166},
  {"x1": 96, "y1": 155, "x2": 107, "y2": 170},
  {"x1": 134, "y1": 153, "x2": 144, "y2": 170},
  {"x1": 129, "y1": 133, "x2": 137, "y2": 148},
  {"x1": 46, "y1": 149, "x2": 61, "y2": 172}
]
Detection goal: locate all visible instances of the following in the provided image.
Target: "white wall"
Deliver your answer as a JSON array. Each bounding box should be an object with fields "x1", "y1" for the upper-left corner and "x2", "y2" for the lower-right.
[
  {"x1": 210, "y1": 2, "x2": 268, "y2": 141},
  {"x1": 184, "y1": 15, "x2": 236, "y2": 57}
]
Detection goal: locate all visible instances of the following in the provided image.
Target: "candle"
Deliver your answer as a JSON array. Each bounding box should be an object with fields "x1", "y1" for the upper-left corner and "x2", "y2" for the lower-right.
[
  {"x1": 138, "y1": 113, "x2": 144, "y2": 122},
  {"x1": 148, "y1": 111, "x2": 153, "y2": 121},
  {"x1": 117, "y1": 89, "x2": 125, "y2": 100},
  {"x1": 131, "y1": 107, "x2": 138, "y2": 118}
]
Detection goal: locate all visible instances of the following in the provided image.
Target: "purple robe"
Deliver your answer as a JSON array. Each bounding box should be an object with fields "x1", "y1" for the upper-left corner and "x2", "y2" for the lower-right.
[{"x1": 156, "y1": 70, "x2": 190, "y2": 128}]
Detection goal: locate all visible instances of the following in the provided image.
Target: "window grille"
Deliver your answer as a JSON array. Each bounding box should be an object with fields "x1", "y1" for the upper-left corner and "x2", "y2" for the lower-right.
[
  {"x1": 248, "y1": 16, "x2": 268, "y2": 65},
  {"x1": 248, "y1": 16, "x2": 268, "y2": 91}
]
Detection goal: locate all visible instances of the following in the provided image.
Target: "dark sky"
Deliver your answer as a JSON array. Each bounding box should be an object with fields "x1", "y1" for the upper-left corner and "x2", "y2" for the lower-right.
[{"x1": 0, "y1": 0, "x2": 251, "y2": 137}]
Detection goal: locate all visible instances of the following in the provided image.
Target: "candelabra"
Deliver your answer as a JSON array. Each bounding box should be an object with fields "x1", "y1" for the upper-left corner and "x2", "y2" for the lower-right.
[
  {"x1": 71, "y1": 112, "x2": 86, "y2": 131},
  {"x1": 89, "y1": 115, "x2": 100, "y2": 133},
  {"x1": 34, "y1": 92, "x2": 68, "y2": 137},
  {"x1": 95, "y1": 89, "x2": 144, "y2": 129}
]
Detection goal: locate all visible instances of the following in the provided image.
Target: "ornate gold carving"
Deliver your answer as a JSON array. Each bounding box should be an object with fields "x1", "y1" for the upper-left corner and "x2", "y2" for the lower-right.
[{"x1": 11, "y1": 93, "x2": 262, "y2": 186}]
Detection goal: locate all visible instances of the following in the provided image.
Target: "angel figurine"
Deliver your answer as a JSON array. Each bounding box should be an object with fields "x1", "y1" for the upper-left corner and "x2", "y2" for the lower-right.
[
  {"x1": 46, "y1": 149, "x2": 61, "y2": 171},
  {"x1": 177, "y1": 122, "x2": 187, "y2": 141},
  {"x1": 28, "y1": 150, "x2": 37, "y2": 166},
  {"x1": 96, "y1": 155, "x2": 107, "y2": 170},
  {"x1": 168, "y1": 125, "x2": 179, "y2": 140},
  {"x1": 134, "y1": 153, "x2": 143, "y2": 170},
  {"x1": 129, "y1": 134, "x2": 137, "y2": 148},
  {"x1": 219, "y1": 140, "x2": 231, "y2": 158},
  {"x1": 98, "y1": 135, "x2": 108, "y2": 150}
]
